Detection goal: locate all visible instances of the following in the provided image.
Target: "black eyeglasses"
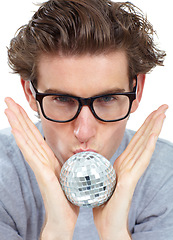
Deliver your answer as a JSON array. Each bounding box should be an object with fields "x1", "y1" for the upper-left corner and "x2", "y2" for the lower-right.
[{"x1": 30, "y1": 76, "x2": 137, "y2": 123}]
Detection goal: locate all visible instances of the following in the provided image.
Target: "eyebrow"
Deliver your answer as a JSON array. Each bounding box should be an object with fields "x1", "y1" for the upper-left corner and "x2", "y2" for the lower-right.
[{"x1": 43, "y1": 87, "x2": 126, "y2": 96}]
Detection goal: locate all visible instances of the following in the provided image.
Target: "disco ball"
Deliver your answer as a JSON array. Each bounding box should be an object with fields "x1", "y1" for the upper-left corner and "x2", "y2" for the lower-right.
[{"x1": 60, "y1": 151, "x2": 116, "y2": 208}]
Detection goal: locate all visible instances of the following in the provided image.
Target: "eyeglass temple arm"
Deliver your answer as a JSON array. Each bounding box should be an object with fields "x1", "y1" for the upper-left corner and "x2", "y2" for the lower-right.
[
  {"x1": 133, "y1": 75, "x2": 138, "y2": 93},
  {"x1": 29, "y1": 81, "x2": 37, "y2": 98}
]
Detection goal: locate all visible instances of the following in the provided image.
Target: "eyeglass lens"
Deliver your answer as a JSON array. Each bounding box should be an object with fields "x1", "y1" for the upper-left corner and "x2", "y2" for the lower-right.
[{"x1": 41, "y1": 94, "x2": 130, "y2": 122}]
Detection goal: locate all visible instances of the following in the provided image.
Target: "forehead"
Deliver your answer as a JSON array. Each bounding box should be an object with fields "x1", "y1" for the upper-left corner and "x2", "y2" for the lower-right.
[{"x1": 37, "y1": 51, "x2": 129, "y2": 97}]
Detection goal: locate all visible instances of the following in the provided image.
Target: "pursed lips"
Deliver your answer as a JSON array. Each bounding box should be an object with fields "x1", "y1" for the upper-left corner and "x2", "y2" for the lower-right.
[{"x1": 73, "y1": 149, "x2": 97, "y2": 155}]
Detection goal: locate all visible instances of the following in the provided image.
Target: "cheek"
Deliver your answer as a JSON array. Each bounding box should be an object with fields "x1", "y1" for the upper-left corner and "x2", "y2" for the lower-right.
[
  {"x1": 102, "y1": 119, "x2": 127, "y2": 160},
  {"x1": 40, "y1": 118, "x2": 72, "y2": 164}
]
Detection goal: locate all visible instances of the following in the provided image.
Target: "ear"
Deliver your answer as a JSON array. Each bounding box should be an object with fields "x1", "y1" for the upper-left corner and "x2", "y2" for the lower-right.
[
  {"x1": 130, "y1": 74, "x2": 145, "y2": 113},
  {"x1": 21, "y1": 78, "x2": 38, "y2": 112}
]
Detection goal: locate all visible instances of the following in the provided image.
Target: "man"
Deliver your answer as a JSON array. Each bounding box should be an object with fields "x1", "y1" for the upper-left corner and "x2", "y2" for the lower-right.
[{"x1": 1, "y1": 0, "x2": 173, "y2": 239}]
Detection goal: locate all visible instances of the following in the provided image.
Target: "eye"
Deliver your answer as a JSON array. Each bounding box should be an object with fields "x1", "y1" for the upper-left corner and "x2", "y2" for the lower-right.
[
  {"x1": 98, "y1": 95, "x2": 118, "y2": 103},
  {"x1": 54, "y1": 96, "x2": 72, "y2": 102},
  {"x1": 51, "y1": 96, "x2": 76, "y2": 104}
]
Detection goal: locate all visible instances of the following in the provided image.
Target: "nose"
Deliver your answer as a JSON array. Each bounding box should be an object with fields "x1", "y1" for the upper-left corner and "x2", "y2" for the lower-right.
[{"x1": 74, "y1": 106, "x2": 97, "y2": 145}]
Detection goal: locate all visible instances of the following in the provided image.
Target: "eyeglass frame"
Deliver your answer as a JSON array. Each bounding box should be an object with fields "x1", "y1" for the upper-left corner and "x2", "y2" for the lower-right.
[{"x1": 30, "y1": 75, "x2": 137, "y2": 123}]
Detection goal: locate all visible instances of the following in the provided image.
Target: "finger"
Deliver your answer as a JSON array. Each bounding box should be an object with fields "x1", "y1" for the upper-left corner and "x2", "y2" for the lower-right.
[
  {"x1": 5, "y1": 107, "x2": 51, "y2": 168},
  {"x1": 5, "y1": 106, "x2": 50, "y2": 165},
  {"x1": 124, "y1": 111, "x2": 166, "y2": 169},
  {"x1": 18, "y1": 105, "x2": 61, "y2": 175},
  {"x1": 130, "y1": 134, "x2": 157, "y2": 184},
  {"x1": 5, "y1": 97, "x2": 50, "y2": 161},
  {"x1": 115, "y1": 105, "x2": 168, "y2": 170},
  {"x1": 18, "y1": 103, "x2": 56, "y2": 161},
  {"x1": 127, "y1": 105, "x2": 168, "y2": 156},
  {"x1": 125, "y1": 112, "x2": 166, "y2": 173},
  {"x1": 12, "y1": 127, "x2": 48, "y2": 172}
]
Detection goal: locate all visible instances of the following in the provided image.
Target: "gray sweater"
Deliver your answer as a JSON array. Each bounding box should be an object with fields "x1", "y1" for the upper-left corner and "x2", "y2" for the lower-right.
[{"x1": 0, "y1": 123, "x2": 173, "y2": 239}]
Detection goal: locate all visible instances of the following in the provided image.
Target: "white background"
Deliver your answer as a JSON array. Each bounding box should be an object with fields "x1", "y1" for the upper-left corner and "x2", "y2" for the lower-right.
[{"x1": 0, "y1": 0, "x2": 172, "y2": 142}]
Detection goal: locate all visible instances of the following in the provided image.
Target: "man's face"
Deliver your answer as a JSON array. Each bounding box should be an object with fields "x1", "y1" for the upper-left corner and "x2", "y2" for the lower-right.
[{"x1": 36, "y1": 51, "x2": 131, "y2": 166}]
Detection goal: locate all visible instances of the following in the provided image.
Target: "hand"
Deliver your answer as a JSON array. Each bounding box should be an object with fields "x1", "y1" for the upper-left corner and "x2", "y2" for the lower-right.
[
  {"x1": 5, "y1": 97, "x2": 79, "y2": 240},
  {"x1": 93, "y1": 105, "x2": 168, "y2": 240}
]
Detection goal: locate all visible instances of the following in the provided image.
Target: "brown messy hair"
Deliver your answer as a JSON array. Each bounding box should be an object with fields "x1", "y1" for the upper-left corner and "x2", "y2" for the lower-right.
[{"x1": 8, "y1": 0, "x2": 166, "y2": 87}]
